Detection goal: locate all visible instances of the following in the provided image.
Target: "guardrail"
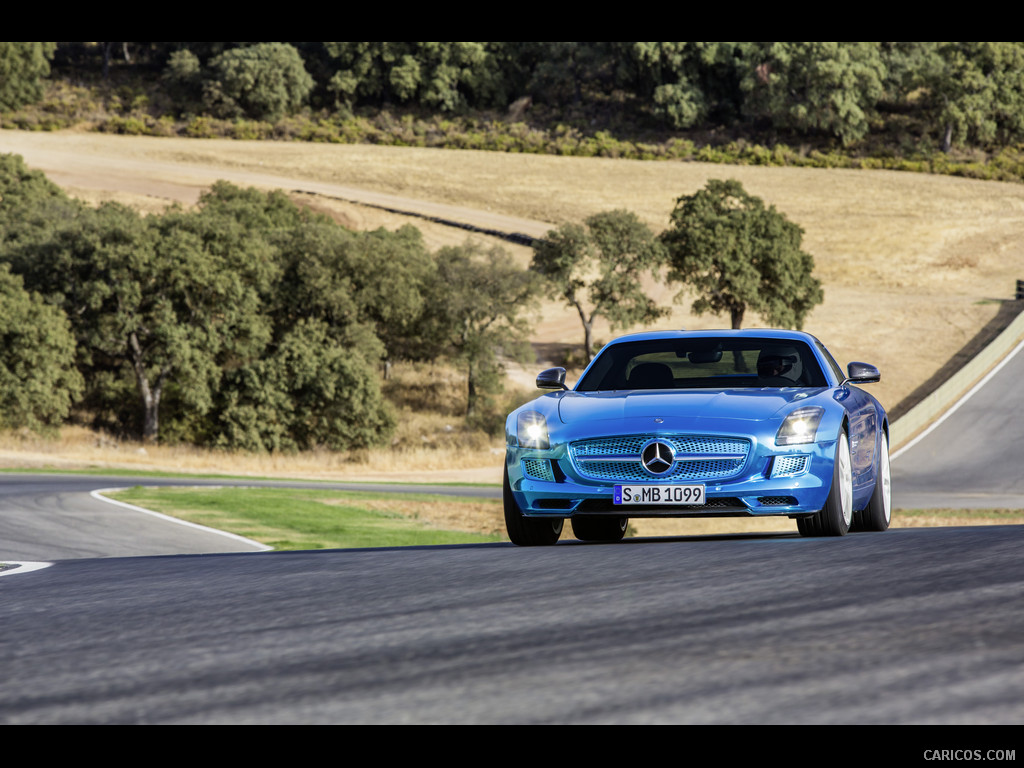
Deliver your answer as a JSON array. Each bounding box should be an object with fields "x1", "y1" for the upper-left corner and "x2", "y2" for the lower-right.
[{"x1": 890, "y1": 302, "x2": 1024, "y2": 449}]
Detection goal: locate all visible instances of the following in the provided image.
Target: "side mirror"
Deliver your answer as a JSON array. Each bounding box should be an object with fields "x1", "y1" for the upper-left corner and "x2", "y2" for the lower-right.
[
  {"x1": 536, "y1": 367, "x2": 568, "y2": 390},
  {"x1": 845, "y1": 362, "x2": 880, "y2": 384}
]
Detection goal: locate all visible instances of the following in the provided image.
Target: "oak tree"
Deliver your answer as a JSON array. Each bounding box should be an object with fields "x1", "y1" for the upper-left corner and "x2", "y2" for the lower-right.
[
  {"x1": 432, "y1": 242, "x2": 538, "y2": 417},
  {"x1": 533, "y1": 209, "x2": 667, "y2": 362},
  {"x1": 661, "y1": 179, "x2": 822, "y2": 331}
]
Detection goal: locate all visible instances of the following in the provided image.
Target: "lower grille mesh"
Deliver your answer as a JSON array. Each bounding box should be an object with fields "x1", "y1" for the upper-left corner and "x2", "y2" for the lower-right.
[
  {"x1": 576, "y1": 497, "x2": 747, "y2": 513},
  {"x1": 522, "y1": 458, "x2": 555, "y2": 482}
]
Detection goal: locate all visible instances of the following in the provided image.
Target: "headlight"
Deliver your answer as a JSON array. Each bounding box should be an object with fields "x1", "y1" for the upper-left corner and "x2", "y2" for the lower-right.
[
  {"x1": 776, "y1": 407, "x2": 824, "y2": 445},
  {"x1": 517, "y1": 411, "x2": 550, "y2": 449}
]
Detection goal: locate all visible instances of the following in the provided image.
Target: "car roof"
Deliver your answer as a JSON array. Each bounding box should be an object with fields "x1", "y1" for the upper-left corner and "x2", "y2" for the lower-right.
[{"x1": 601, "y1": 328, "x2": 821, "y2": 346}]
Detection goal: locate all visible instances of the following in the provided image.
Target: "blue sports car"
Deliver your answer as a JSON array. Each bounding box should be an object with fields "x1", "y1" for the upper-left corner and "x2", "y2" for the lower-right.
[{"x1": 504, "y1": 329, "x2": 890, "y2": 545}]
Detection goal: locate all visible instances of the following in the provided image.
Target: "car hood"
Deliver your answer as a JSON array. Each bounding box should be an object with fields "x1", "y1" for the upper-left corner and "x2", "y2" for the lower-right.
[{"x1": 558, "y1": 388, "x2": 826, "y2": 426}]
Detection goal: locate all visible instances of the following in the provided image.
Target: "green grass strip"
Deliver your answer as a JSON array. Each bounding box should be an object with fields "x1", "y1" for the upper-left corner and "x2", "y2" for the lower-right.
[{"x1": 108, "y1": 486, "x2": 503, "y2": 550}]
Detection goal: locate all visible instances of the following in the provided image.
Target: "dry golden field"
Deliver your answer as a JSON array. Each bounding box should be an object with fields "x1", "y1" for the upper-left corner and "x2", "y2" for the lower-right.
[{"x1": 2, "y1": 129, "x2": 1024, "y2": 491}]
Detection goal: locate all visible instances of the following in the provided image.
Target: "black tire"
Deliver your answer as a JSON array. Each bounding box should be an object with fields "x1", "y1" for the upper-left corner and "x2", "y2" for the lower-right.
[
  {"x1": 854, "y1": 432, "x2": 891, "y2": 532},
  {"x1": 571, "y1": 515, "x2": 628, "y2": 543},
  {"x1": 797, "y1": 429, "x2": 853, "y2": 537},
  {"x1": 504, "y1": 466, "x2": 563, "y2": 546},
  {"x1": 795, "y1": 514, "x2": 819, "y2": 536}
]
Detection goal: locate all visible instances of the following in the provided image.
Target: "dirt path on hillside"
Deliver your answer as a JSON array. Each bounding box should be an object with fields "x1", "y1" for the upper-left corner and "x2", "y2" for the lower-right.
[{"x1": 0, "y1": 130, "x2": 550, "y2": 239}]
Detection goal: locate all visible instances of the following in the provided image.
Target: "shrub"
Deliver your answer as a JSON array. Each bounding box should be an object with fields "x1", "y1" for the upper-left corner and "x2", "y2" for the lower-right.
[{"x1": 202, "y1": 43, "x2": 314, "y2": 122}]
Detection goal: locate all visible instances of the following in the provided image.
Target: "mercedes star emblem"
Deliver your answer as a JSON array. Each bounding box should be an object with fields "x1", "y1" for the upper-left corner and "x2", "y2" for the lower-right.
[{"x1": 641, "y1": 440, "x2": 675, "y2": 475}]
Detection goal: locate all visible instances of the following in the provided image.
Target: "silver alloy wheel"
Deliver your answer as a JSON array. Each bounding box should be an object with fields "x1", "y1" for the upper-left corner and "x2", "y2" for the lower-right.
[
  {"x1": 838, "y1": 433, "x2": 853, "y2": 527},
  {"x1": 879, "y1": 434, "x2": 891, "y2": 525}
]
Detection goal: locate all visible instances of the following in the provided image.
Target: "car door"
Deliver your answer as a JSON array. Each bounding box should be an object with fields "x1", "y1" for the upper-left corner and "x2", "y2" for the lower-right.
[{"x1": 840, "y1": 386, "x2": 878, "y2": 489}]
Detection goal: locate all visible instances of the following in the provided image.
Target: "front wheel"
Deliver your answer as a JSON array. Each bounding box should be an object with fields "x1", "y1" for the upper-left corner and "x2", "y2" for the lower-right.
[
  {"x1": 797, "y1": 429, "x2": 853, "y2": 537},
  {"x1": 504, "y1": 466, "x2": 563, "y2": 546},
  {"x1": 571, "y1": 515, "x2": 628, "y2": 543}
]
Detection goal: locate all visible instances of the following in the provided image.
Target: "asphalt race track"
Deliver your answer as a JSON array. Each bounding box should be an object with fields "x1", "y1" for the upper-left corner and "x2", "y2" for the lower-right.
[
  {"x1": 892, "y1": 340, "x2": 1024, "y2": 510},
  {"x1": 0, "y1": 476, "x2": 266, "y2": 560},
  {"x1": 1, "y1": 471, "x2": 1022, "y2": 724},
  {"x1": 2, "y1": 525, "x2": 1021, "y2": 724}
]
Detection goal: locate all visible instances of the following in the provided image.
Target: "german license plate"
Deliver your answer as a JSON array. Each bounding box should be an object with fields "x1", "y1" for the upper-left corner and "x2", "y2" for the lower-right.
[{"x1": 614, "y1": 485, "x2": 705, "y2": 505}]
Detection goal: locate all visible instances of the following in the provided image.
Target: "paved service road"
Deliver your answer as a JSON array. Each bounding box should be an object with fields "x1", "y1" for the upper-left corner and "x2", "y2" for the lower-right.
[{"x1": 892, "y1": 341, "x2": 1024, "y2": 510}]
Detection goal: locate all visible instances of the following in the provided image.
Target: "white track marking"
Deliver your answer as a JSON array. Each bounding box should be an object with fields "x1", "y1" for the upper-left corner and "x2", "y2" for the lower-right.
[{"x1": 91, "y1": 488, "x2": 273, "y2": 551}]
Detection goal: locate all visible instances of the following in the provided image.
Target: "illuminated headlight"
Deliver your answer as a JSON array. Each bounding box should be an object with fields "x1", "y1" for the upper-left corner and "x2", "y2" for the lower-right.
[
  {"x1": 517, "y1": 411, "x2": 550, "y2": 449},
  {"x1": 776, "y1": 407, "x2": 825, "y2": 445}
]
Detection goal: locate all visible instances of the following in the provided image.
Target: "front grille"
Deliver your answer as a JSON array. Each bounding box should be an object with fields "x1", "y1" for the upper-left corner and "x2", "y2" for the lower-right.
[{"x1": 569, "y1": 434, "x2": 750, "y2": 483}]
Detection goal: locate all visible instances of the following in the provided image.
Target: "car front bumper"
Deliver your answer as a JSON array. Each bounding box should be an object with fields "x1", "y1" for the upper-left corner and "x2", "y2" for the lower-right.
[{"x1": 506, "y1": 437, "x2": 837, "y2": 519}]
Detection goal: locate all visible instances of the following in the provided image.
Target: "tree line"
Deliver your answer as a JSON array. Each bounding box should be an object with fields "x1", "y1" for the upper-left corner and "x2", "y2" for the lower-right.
[
  {"x1": 0, "y1": 152, "x2": 819, "y2": 448},
  {"x1": 5, "y1": 42, "x2": 1024, "y2": 151},
  {"x1": 0, "y1": 154, "x2": 541, "y2": 447}
]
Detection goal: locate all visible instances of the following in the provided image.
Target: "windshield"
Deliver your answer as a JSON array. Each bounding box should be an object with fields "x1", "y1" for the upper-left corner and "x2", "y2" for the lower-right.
[{"x1": 576, "y1": 337, "x2": 828, "y2": 391}]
